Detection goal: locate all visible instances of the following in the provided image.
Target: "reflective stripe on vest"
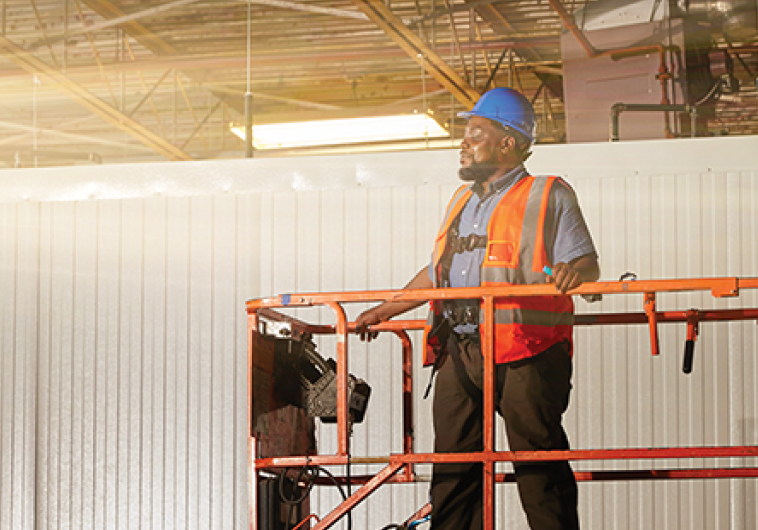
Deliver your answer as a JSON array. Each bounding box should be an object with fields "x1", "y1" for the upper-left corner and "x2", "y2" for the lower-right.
[
  {"x1": 493, "y1": 307, "x2": 573, "y2": 327},
  {"x1": 424, "y1": 175, "x2": 573, "y2": 365}
]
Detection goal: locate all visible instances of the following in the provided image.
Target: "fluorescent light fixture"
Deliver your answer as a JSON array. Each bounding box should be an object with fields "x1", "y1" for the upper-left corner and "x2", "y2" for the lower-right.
[{"x1": 230, "y1": 113, "x2": 448, "y2": 150}]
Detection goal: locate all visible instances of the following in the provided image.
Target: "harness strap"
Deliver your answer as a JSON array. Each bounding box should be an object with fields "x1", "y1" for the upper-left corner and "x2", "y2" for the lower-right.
[{"x1": 448, "y1": 233, "x2": 488, "y2": 254}]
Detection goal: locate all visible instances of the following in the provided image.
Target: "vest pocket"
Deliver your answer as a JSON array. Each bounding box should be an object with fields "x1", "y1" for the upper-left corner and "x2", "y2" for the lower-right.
[{"x1": 486, "y1": 240, "x2": 518, "y2": 268}]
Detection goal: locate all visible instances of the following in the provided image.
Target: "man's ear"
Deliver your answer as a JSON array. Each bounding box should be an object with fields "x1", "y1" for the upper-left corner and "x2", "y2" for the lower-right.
[{"x1": 500, "y1": 135, "x2": 516, "y2": 153}]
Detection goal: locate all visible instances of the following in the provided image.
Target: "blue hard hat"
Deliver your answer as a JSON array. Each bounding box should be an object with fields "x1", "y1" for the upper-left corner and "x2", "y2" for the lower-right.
[{"x1": 458, "y1": 88, "x2": 536, "y2": 142}]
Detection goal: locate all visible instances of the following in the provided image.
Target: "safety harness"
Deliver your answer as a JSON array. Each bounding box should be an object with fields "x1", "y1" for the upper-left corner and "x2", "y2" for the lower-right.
[{"x1": 425, "y1": 210, "x2": 486, "y2": 402}]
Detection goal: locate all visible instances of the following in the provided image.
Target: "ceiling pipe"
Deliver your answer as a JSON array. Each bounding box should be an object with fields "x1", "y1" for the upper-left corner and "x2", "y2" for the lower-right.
[{"x1": 611, "y1": 103, "x2": 698, "y2": 141}]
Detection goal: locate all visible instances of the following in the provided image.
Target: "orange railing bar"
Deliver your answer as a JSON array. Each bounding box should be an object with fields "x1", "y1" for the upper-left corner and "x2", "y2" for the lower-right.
[{"x1": 248, "y1": 276, "x2": 758, "y2": 530}]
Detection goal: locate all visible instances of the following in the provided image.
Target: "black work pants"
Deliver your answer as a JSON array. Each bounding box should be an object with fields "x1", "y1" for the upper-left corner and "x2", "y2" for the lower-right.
[{"x1": 430, "y1": 335, "x2": 579, "y2": 530}]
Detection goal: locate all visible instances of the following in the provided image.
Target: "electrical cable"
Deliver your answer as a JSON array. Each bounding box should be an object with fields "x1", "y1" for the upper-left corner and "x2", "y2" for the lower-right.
[
  {"x1": 279, "y1": 466, "x2": 318, "y2": 505},
  {"x1": 694, "y1": 79, "x2": 722, "y2": 107},
  {"x1": 279, "y1": 467, "x2": 317, "y2": 530},
  {"x1": 316, "y1": 466, "x2": 352, "y2": 530},
  {"x1": 278, "y1": 466, "x2": 352, "y2": 530}
]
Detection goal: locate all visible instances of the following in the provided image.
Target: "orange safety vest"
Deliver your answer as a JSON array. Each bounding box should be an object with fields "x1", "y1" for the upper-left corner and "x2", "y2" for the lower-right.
[{"x1": 423, "y1": 175, "x2": 574, "y2": 366}]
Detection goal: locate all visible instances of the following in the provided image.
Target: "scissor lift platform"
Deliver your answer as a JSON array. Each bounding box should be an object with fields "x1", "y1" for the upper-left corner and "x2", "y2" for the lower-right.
[{"x1": 247, "y1": 277, "x2": 758, "y2": 530}]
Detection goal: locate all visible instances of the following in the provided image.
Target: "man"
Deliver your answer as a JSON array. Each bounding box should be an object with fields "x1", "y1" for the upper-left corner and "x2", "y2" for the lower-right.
[{"x1": 355, "y1": 87, "x2": 599, "y2": 530}]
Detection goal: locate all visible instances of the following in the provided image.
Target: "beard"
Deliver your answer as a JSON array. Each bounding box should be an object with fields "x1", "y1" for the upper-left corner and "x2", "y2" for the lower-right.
[{"x1": 458, "y1": 161, "x2": 499, "y2": 183}]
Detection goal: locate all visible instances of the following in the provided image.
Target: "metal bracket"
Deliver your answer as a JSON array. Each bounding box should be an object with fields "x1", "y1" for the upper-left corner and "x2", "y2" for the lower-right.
[{"x1": 711, "y1": 278, "x2": 739, "y2": 298}]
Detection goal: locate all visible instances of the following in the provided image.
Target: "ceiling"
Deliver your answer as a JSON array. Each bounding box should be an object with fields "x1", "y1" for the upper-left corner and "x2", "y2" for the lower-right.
[{"x1": 0, "y1": 0, "x2": 756, "y2": 168}]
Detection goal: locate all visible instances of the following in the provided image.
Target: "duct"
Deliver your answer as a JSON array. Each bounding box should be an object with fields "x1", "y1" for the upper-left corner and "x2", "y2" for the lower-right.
[
  {"x1": 571, "y1": 0, "x2": 757, "y2": 39},
  {"x1": 570, "y1": 0, "x2": 674, "y2": 32},
  {"x1": 559, "y1": 15, "x2": 710, "y2": 142},
  {"x1": 557, "y1": 0, "x2": 740, "y2": 142},
  {"x1": 687, "y1": 0, "x2": 758, "y2": 39}
]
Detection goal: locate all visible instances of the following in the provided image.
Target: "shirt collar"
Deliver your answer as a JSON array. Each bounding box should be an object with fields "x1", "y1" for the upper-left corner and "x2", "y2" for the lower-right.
[{"x1": 471, "y1": 164, "x2": 527, "y2": 198}]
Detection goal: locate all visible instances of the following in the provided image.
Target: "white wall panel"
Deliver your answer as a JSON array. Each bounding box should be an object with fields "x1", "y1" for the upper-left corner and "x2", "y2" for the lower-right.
[
  {"x1": 0, "y1": 136, "x2": 757, "y2": 530},
  {"x1": 0, "y1": 202, "x2": 38, "y2": 530},
  {"x1": 0, "y1": 194, "x2": 257, "y2": 530}
]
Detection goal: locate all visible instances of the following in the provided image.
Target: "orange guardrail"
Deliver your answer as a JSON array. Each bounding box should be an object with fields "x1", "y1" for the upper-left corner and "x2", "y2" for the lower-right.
[{"x1": 247, "y1": 277, "x2": 758, "y2": 530}]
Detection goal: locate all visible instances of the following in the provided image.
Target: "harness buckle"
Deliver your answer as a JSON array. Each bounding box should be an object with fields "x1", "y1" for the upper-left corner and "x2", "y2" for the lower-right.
[{"x1": 450, "y1": 233, "x2": 487, "y2": 254}]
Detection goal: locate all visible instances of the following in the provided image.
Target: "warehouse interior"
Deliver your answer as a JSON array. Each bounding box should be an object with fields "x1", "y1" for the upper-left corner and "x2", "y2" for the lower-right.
[
  {"x1": 0, "y1": 0, "x2": 757, "y2": 166},
  {"x1": 1, "y1": 2, "x2": 758, "y2": 530}
]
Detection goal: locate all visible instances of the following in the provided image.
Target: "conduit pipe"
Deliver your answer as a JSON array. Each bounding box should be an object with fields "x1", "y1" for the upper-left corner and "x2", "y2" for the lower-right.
[{"x1": 610, "y1": 103, "x2": 698, "y2": 141}]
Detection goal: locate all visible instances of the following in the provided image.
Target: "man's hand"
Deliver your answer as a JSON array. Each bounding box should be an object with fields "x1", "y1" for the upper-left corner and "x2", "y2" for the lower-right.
[
  {"x1": 549, "y1": 255, "x2": 600, "y2": 294},
  {"x1": 550, "y1": 262, "x2": 583, "y2": 293},
  {"x1": 355, "y1": 307, "x2": 384, "y2": 342},
  {"x1": 353, "y1": 267, "x2": 434, "y2": 342}
]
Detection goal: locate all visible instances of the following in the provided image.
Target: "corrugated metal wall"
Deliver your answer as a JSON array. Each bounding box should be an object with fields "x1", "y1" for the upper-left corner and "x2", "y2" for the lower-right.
[{"x1": 1, "y1": 137, "x2": 757, "y2": 530}]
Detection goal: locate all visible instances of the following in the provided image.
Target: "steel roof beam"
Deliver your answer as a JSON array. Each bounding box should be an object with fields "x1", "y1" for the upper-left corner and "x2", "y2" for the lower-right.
[
  {"x1": 351, "y1": 0, "x2": 480, "y2": 108},
  {"x1": 29, "y1": 0, "x2": 203, "y2": 50},
  {"x1": 80, "y1": 0, "x2": 330, "y2": 115},
  {"x1": 80, "y1": 0, "x2": 180, "y2": 55},
  {"x1": 0, "y1": 119, "x2": 157, "y2": 152},
  {"x1": 469, "y1": 1, "x2": 544, "y2": 63},
  {"x1": 469, "y1": 1, "x2": 564, "y2": 99},
  {"x1": 0, "y1": 35, "x2": 192, "y2": 161}
]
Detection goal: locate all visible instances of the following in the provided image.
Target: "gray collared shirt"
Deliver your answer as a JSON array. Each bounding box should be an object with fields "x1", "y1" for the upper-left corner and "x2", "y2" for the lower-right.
[{"x1": 429, "y1": 164, "x2": 597, "y2": 290}]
